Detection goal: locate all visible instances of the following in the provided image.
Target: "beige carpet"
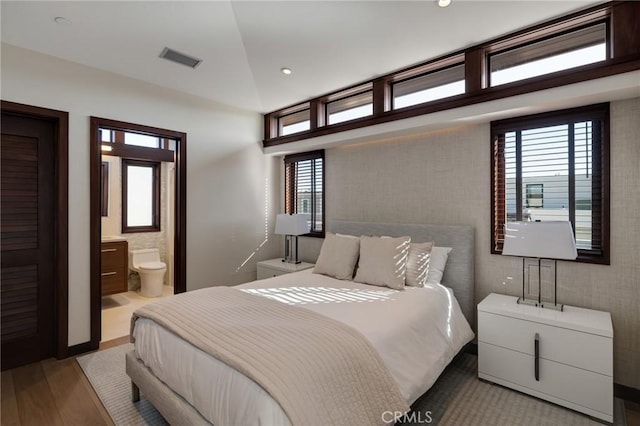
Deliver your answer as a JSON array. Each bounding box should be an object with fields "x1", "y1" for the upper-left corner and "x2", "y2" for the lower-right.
[{"x1": 78, "y1": 344, "x2": 625, "y2": 425}]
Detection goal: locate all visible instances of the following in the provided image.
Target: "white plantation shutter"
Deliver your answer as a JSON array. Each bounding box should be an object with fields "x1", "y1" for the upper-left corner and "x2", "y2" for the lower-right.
[{"x1": 284, "y1": 151, "x2": 324, "y2": 236}]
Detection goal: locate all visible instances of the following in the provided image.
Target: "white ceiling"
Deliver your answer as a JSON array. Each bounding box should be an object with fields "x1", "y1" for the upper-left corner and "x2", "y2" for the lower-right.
[{"x1": 1, "y1": 1, "x2": 603, "y2": 114}]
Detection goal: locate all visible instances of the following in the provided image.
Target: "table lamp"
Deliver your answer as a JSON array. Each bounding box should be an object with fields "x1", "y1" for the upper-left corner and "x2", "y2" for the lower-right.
[
  {"x1": 274, "y1": 214, "x2": 310, "y2": 264},
  {"x1": 502, "y1": 221, "x2": 577, "y2": 311}
]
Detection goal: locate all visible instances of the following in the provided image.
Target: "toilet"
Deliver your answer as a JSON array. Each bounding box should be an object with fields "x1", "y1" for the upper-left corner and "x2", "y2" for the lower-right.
[{"x1": 129, "y1": 248, "x2": 166, "y2": 298}]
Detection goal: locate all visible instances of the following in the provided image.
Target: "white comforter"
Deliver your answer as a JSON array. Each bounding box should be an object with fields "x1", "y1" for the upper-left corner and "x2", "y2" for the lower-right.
[{"x1": 133, "y1": 269, "x2": 474, "y2": 425}]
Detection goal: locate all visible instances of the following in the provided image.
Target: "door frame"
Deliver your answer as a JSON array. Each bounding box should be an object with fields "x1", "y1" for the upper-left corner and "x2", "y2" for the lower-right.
[
  {"x1": 89, "y1": 117, "x2": 187, "y2": 350},
  {"x1": 1, "y1": 100, "x2": 69, "y2": 359}
]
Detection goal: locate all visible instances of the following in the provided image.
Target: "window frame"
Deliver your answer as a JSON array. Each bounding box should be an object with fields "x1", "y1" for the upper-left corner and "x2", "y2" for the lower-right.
[
  {"x1": 121, "y1": 159, "x2": 161, "y2": 233},
  {"x1": 263, "y1": 2, "x2": 640, "y2": 146},
  {"x1": 284, "y1": 150, "x2": 325, "y2": 238},
  {"x1": 487, "y1": 21, "x2": 609, "y2": 87},
  {"x1": 277, "y1": 104, "x2": 311, "y2": 137},
  {"x1": 491, "y1": 103, "x2": 610, "y2": 264},
  {"x1": 326, "y1": 88, "x2": 374, "y2": 126},
  {"x1": 391, "y1": 61, "x2": 466, "y2": 110},
  {"x1": 525, "y1": 183, "x2": 544, "y2": 208}
]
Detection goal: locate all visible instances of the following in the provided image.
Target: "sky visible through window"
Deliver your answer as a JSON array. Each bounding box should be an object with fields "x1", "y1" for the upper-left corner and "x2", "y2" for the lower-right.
[
  {"x1": 127, "y1": 165, "x2": 154, "y2": 226},
  {"x1": 282, "y1": 120, "x2": 310, "y2": 136},
  {"x1": 394, "y1": 80, "x2": 465, "y2": 109},
  {"x1": 492, "y1": 43, "x2": 606, "y2": 86},
  {"x1": 328, "y1": 104, "x2": 373, "y2": 125}
]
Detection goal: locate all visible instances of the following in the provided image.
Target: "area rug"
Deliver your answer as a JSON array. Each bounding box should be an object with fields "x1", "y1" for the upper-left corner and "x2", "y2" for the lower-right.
[
  {"x1": 77, "y1": 343, "x2": 166, "y2": 425},
  {"x1": 78, "y1": 344, "x2": 625, "y2": 425}
]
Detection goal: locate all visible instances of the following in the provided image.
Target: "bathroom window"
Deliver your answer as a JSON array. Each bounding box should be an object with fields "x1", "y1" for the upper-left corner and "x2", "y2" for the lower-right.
[{"x1": 122, "y1": 159, "x2": 160, "y2": 233}]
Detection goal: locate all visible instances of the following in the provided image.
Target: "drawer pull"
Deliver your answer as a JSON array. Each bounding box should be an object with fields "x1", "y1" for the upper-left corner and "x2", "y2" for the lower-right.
[
  {"x1": 101, "y1": 272, "x2": 117, "y2": 277},
  {"x1": 534, "y1": 333, "x2": 540, "y2": 381},
  {"x1": 101, "y1": 248, "x2": 117, "y2": 253}
]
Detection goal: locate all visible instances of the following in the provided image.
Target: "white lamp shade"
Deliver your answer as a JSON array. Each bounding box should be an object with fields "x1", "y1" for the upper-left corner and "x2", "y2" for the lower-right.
[
  {"x1": 274, "y1": 214, "x2": 310, "y2": 236},
  {"x1": 502, "y1": 221, "x2": 577, "y2": 260}
]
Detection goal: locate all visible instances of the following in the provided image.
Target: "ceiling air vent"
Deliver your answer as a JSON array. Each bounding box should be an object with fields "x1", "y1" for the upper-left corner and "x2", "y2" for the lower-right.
[{"x1": 159, "y1": 47, "x2": 202, "y2": 69}]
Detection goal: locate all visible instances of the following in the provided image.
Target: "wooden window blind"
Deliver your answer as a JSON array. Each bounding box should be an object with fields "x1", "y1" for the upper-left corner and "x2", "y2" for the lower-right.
[
  {"x1": 491, "y1": 103, "x2": 609, "y2": 264},
  {"x1": 279, "y1": 108, "x2": 311, "y2": 137},
  {"x1": 284, "y1": 150, "x2": 325, "y2": 237}
]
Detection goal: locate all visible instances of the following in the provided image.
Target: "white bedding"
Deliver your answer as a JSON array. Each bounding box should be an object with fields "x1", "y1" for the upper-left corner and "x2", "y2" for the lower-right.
[{"x1": 133, "y1": 269, "x2": 474, "y2": 425}]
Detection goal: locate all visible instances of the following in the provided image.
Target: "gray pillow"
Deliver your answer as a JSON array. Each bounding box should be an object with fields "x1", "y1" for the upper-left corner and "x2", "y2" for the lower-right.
[
  {"x1": 313, "y1": 233, "x2": 360, "y2": 280},
  {"x1": 354, "y1": 235, "x2": 411, "y2": 290},
  {"x1": 405, "y1": 241, "x2": 434, "y2": 287}
]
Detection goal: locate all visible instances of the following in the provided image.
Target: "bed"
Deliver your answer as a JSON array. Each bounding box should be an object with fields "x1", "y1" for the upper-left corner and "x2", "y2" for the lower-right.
[{"x1": 126, "y1": 221, "x2": 475, "y2": 425}]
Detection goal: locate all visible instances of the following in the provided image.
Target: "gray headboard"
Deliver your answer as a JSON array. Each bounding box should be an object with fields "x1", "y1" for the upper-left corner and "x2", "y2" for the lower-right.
[{"x1": 330, "y1": 220, "x2": 475, "y2": 328}]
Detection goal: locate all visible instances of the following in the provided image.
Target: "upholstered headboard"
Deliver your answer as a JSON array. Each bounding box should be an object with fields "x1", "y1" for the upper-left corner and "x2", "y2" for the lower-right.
[{"x1": 329, "y1": 220, "x2": 475, "y2": 328}]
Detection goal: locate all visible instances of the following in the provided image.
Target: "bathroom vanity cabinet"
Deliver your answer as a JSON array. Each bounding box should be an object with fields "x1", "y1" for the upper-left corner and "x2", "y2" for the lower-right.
[{"x1": 101, "y1": 240, "x2": 129, "y2": 296}]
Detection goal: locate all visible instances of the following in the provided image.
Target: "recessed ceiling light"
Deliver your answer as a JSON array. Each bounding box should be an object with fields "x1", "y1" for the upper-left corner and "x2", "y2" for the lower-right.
[
  {"x1": 54, "y1": 16, "x2": 72, "y2": 25},
  {"x1": 437, "y1": 0, "x2": 451, "y2": 7},
  {"x1": 281, "y1": 68, "x2": 292, "y2": 75}
]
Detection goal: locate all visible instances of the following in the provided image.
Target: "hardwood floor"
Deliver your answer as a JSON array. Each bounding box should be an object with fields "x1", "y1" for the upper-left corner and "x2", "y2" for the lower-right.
[
  {"x1": 1, "y1": 336, "x2": 128, "y2": 426},
  {"x1": 1, "y1": 334, "x2": 639, "y2": 426}
]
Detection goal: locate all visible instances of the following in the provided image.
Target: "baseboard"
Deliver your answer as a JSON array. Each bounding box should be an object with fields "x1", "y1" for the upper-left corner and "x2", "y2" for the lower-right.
[
  {"x1": 615, "y1": 383, "x2": 640, "y2": 404},
  {"x1": 66, "y1": 341, "x2": 98, "y2": 358}
]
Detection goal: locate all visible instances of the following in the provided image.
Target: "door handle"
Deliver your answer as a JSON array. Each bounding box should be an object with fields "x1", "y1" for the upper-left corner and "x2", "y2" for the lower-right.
[
  {"x1": 534, "y1": 333, "x2": 540, "y2": 381},
  {"x1": 101, "y1": 248, "x2": 117, "y2": 253},
  {"x1": 101, "y1": 272, "x2": 117, "y2": 277}
]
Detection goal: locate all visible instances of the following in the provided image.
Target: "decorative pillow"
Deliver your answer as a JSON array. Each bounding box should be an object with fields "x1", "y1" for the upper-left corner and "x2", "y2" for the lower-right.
[
  {"x1": 313, "y1": 233, "x2": 360, "y2": 280},
  {"x1": 426, "y1": 246, "x2": 452, "y2": 284},
  {"x1": 354, "y1": 235, "x2": 411, "y2": 290},
  {"x1": 405, "y1": 241, "x2": 434, "y2": 287}
]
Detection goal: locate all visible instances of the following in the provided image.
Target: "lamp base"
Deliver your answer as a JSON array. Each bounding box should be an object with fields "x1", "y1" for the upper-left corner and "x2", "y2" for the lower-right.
[
  {"x1": 282, "y1": 258, "x2": 301, "y2": 264},
  {"x1": 516, "y1": 297, "x2": 540, "y2": 307},
  {"x1": 541, "y1": 302, "x2": 564, "y2": 312}
]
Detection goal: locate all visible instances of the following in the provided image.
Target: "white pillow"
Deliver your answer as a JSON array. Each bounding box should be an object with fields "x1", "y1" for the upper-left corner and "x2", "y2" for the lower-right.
[
  {"x1": 426, "y1": 246, "x2": 452, "y2": 284},
  {"x1": 405, "y1": 241, "x2": 434, "y2": 287},
  {"x1": 313, "y1": 233, "x2": 360, "y2": 280},
  {"x1": 354, "y1": 235, "x2": 411, "y2": 290}
]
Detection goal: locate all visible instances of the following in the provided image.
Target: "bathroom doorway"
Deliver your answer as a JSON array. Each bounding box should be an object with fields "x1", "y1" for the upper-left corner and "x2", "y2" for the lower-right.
[{"x1": 89, "y1": 117, "x2": 186, "y2": 347}]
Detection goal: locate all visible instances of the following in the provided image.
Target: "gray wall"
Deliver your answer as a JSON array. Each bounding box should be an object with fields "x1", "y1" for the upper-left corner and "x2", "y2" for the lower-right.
[{"x1": 297, "y1": 97, "x2": 640, "y2": 389}]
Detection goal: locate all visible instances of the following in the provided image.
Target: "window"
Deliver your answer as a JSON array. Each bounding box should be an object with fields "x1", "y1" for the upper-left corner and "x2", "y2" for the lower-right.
[
  {"x1": 393, "y1": 63, "x2": 465, "y2": 109},
  {"x1": 122, "y1": 159, "x2": 160, "y2": 233},
  {"x1": 491, "y1": 103, "x2": 609, "y2": 263},
  {"x1": 525, "y1": 184, "x2": 544, "y2": 208},
  {"x1": 279, "y1": 108, "x2": 311, "y2": 136},
  {"x1": 327, "y1": 91, "x2": 373, "y2": 125},
  {"x1": 284, "y1": 150, "x2": 324, "y2": 236},
  {"x1": 490, "y1": 23, "x2": 606, "y2": 87},
  {"x1": 124, "y1": 132, "x2": 161, "y2": 148},
  {"x1": 264, "y1": 2, "x2": 640, "y2": 144}
]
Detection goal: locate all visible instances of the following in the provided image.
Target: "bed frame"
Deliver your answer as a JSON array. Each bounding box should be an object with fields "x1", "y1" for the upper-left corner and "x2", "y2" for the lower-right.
[{"x1": 126, "y1": 221, "x2": 475, "y2": 425}]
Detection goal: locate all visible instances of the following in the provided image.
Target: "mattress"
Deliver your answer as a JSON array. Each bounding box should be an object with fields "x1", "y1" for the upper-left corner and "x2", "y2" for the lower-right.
[{"x1": 132, "y1": 269, "x2": 474, "y2": 425}]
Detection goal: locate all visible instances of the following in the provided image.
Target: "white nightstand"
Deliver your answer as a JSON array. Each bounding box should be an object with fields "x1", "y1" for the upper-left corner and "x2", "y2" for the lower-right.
[
  {"x1": 256, "y1": 258, "x2": 315, "y2": 280},
  {"x1": 477, "y1": 293, "x2": 613, "y2": 422}
]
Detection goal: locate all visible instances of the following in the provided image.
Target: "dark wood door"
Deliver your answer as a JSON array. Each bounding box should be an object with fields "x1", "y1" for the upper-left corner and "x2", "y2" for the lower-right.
[{"x1": 1, "y1": 111, "x2": 56, "y2": 370}]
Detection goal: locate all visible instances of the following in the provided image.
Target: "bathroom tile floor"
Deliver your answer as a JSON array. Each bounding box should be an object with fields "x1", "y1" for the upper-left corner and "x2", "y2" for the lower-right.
[{"x1": 101, "y1": 285, "x2": 174, "y2": 342}]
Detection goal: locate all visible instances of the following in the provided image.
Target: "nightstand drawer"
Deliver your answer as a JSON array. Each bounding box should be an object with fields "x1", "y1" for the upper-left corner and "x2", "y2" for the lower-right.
[
  {"x1": 256, "y1": 259, "x2": 315, "y2": 280},
  {"x1": 479, "y1": 342, "x2": 613, "y2": 419},
  {"x1": 257, "y1": 267, "x2": 288, "y2": 280},
  {"x1": 478, "y1": 311, "x2": 612, "y2": 375}
]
